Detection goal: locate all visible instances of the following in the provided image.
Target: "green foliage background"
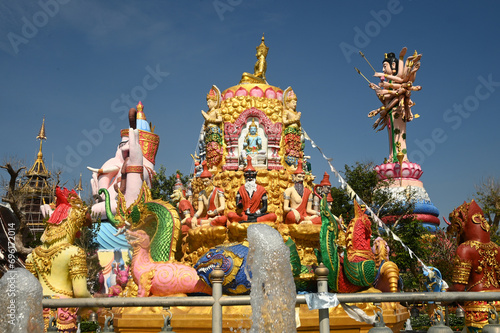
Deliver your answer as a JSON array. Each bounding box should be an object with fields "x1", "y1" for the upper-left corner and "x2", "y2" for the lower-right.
[{"x1": 150, "y1": 165, "x2": 191, "y2": 203}]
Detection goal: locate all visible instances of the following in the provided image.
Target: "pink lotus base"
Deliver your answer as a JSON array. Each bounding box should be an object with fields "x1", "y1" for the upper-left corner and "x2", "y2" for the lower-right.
[
  {"x1": 375, "y1": 162, "x2": 423, "y2": 181},
  {"x1": 381, "y1": 214, "x2": 440, "y2": 225}
]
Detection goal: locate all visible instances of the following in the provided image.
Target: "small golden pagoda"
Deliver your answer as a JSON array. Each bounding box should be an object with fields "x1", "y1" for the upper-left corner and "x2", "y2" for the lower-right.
[{"x1": 19, "y1": 117, "x2": 53, "y2": 234}]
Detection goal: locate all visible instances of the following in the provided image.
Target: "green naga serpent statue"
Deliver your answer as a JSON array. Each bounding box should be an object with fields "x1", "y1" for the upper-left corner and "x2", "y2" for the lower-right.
[
  {"x1": 319, "y1": 197, "x2": 400, "y2": 293},
  {"x1": 99, "y1": 182, "x2": 211, "y2": 296},
  {"x1": 100, "y1": 182, "x2": 178, "y2": 262}
]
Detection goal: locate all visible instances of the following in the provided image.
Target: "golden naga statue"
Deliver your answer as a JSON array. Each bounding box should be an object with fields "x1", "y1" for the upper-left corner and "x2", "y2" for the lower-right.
[
  {"x1": 26, "y1": 186, "x2": 91, "y2": 331},
  {"x1": 240, "y1": 34, "x2": 269, "y2": 84}
]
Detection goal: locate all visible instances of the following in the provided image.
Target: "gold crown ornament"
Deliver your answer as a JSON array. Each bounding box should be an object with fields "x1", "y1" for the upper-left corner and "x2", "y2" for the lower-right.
[
  {"x1": 206, "y1": 85, "x2": 221, "y2": 108},
  {"x1": 256, "y1": 34, "x2": 269, "y2": 57},
  {"x1": 121, "y1": 102, "x2": 160, "y2": 165}
]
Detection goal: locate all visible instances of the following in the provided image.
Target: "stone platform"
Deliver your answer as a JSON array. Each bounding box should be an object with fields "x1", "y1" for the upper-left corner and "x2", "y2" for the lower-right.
[{"x1": 110, "y1": 301, "x2": 409, "y2": 332}]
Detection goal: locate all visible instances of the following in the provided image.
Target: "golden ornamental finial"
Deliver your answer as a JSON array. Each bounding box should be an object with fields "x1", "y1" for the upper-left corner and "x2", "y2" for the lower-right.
[
  {"x1": 256, "y1": 33, "x2": 269, "y2": 58},
  {"x1": 257, "y1": 33, "x2": 269, "y2": 58},
  {"x1": 136, "y1": 101, "x2": 147, "y2": 121},
  {"x1": 75, "y1": 173, "x2": 83, "y2": 192},
  {"x1": 37, "y1": 116, "x2": 47, "y2": 141}
]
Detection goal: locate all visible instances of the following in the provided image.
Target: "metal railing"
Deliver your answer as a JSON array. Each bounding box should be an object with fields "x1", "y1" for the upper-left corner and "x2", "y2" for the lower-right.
[{"x1": 41, "y1": 266, "x2": 500, "y2": 333}]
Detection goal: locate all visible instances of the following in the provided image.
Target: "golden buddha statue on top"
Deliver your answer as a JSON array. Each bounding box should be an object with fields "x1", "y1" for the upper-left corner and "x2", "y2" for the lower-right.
[{"x1": 240, "y1": 34, "x2": 269, "y2": 84}]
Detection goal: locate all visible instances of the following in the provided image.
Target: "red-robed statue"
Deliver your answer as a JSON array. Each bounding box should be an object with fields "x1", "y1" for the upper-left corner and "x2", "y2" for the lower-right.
[
  {"x1": 227, "y1": 156, "x2": 277, "y2": 223},
  {"x1": 188, "y1": 161, "x2": 227, "y2": 228}
]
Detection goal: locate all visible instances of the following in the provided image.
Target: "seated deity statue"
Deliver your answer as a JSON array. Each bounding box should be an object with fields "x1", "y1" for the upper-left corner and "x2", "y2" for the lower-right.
[
  {"x1": 239, "y1": 118, "x2": 266, "y2": 168},
  {"x1": 187, "y1": 161, "x2": 227, "y2": 228},
  {"x1": 253, "y1": 35, "x2": 268, "y2": 82},
  {"x1": 240, "y1": 34, "x2": 269, "y2": 84},
  {"x1": 228, "y1": 156, "x2": 277, "y2": 223},
  {"x1": 283, "y1": 160, "x2": 321, "y2": 225},
  {"x1": 170, "y1": 174, "x2": 195, "y2": 235},
  {"x1": 243, "y1": 119, "x2": 262, "y2": 153}
]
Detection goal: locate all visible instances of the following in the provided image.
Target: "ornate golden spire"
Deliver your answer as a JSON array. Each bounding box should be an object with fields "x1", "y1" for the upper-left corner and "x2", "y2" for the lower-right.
[
  {"x1": 27, "y1": 117, "x2": 49, "y2": 177},
  {"x1": 36, "y1": 116, "x2": 47, "y2": 141},
  {"x1": 75, "y1": 173, "x2": 83, "y2": 192}
]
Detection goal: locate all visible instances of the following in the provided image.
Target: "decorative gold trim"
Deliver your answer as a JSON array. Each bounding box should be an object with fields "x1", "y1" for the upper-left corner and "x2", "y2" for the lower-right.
[
  {"x1": 451, "y1": 256, "x2": 472, "y2": 284},
  {"x1": 125, "y1": 165, "x2": 144, "y2": 174},
  {"x1": 69, "y1": 248, "x2": 88, "y2": 280},
  {"x1": 31, "y1": 242, "x2": 75, "y2": 297},
  {"x1": 33, "y1": 243, "x2": 72, "y2": 275},
  {"x1": 472, "y1": 213, "x2": 490, "y2": 232},
  {"x1": 463, "y1": 241, "x2": 500, "y2": 290},
  {"x1": 25, "y1": 260, "x2": 36, "y2": 277}
]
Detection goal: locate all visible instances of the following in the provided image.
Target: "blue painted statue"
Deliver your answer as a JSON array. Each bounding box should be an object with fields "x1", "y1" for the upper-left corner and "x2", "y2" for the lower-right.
[{"x1": 194, "y1": 242, "x2": 251, "y2": 295}]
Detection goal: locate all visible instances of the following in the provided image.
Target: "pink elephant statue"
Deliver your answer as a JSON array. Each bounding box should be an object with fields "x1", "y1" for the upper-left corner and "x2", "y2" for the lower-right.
[{"x1": 87, "y1": 102, "x2": 159, "y2": 221}]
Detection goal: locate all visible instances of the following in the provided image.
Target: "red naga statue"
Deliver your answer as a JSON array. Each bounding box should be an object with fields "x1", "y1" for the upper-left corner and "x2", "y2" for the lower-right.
[{"x1": 446, "y1": 200, "x2": 500, "y2": 330}]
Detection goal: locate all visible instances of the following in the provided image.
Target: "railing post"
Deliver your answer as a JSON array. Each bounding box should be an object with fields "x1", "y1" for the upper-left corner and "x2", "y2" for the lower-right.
[
  {"x1": 210, "y1": 267, "x2": 224, "y2": 333},
  {"x1": 315, "y1": 263, "x2": 330, "y2": 333}
]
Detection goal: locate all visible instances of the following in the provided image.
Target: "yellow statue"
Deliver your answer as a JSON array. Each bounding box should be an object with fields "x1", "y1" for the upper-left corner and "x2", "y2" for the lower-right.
[
  {"x1": 282, "y1": 87, "x2": 301, "y2": 127},
  {"x1": 240, "y1": 34, "x2": 269, "y2": 84},
  {"x1": 253, "y1": 34, "x2": 268, "y2": 81},
  {"x1": 201, "y1": 85, "x2": 223, "y2": 127},
  {"x1": 26, "y1": 186, "x2": 91, "y2": 331}
]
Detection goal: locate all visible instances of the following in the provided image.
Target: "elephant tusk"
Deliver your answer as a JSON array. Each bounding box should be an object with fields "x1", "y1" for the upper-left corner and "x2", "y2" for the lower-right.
[{"x1": 442, "y1": 216, "x2": 451, "y2": 226}]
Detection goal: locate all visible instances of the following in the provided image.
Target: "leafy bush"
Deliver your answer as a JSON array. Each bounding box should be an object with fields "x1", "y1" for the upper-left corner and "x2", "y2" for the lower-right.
[
  {"x1": 409, "y1": 311, "x2": 464, "y2": 332},
  {"x1": 79, "y1": 321, "x2": 99, "y2": 332}
]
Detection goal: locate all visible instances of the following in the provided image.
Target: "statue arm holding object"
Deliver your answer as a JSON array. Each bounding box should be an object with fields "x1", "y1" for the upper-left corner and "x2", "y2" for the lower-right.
[{"x1": 124, "y1": 129, "x2": 144, "y2": 207}]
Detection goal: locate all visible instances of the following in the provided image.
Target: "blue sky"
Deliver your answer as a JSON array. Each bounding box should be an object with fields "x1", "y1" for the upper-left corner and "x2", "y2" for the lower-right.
[{"x1": 1, "y1": 0, "x2": 499, "y2": 226}]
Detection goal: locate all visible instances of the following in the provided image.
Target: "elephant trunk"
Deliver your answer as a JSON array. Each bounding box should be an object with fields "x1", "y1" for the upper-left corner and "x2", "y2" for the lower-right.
[
  {"x1": 98, "y1": 188, "x2": 120, "y2": 226},
  {"x1": 128, "y1": 108, "x2": 137, "y2": 129}
]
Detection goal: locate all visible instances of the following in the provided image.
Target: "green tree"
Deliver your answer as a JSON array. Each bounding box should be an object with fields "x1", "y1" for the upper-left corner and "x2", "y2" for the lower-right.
[
  {"x1": 473, "y1": 177, "x2": 500, "y2": 243},
  {"x1": 385, "y1": 218, "x2": 431, "y2": 291},
  {"x1": 150, "y1": 165, "x2": 191, "y2": 203},
  {"x1": 421, "y1": 228, "x2": 457, "y2": 284},
  {"x1": 329, "y1": 161, "x2": 404, "y2": 228},
  {"x1": 330, "y1": 161, "x2": 380, "y2": 220},
  {"x1": 74, "y1": 222, "x2": 103, "y2": 294}
]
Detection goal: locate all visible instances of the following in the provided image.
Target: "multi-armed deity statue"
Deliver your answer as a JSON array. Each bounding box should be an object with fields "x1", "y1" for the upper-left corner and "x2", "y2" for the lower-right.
[
  {"x1": 360, "y1": 48, "x2": 440, "y2": 231},
  {"x1": 366, "y1": 47, "x2": 422, "y2": 163}
]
